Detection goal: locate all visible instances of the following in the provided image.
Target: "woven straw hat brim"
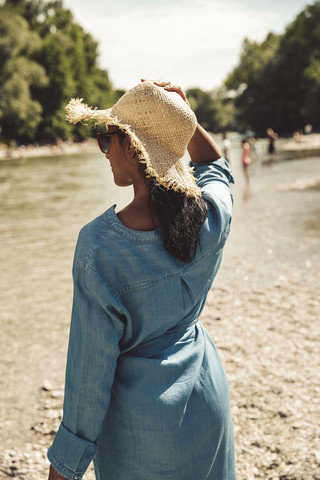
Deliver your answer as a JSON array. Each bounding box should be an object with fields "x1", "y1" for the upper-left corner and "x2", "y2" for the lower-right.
[{"x1": 65, "y1": 88, "x2": 201, "y2": 197}]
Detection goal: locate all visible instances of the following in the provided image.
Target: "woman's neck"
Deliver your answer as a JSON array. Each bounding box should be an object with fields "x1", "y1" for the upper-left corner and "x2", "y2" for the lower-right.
[{"x1": 118, "y1": 188, "x2": 160, "y2": 231}]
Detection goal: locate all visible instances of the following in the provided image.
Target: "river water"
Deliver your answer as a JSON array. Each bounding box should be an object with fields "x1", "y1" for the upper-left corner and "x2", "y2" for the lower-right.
[{"x1": 0, "y1": 140, "x2": 319, "y2": 450}]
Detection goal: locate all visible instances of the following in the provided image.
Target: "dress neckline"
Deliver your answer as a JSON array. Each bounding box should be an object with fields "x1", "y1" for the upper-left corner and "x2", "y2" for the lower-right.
[{"x1": 104, "y1": 205, "x2": 163, "y2": 243}]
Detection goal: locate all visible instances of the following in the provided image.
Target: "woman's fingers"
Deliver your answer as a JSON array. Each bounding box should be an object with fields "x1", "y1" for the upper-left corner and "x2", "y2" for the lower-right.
[
  {"x1": 164, "y1": 86, "x2": 190, "y2": 106},
  {"x1": 141, "y1": 78, "x2": 171, "y2": 87},
  {"x1": 140, "y1": 79, "x2": 190, "y2": 105},
  {"x1": 164, "y1": 85, "x2": 187, "y2": 100}
]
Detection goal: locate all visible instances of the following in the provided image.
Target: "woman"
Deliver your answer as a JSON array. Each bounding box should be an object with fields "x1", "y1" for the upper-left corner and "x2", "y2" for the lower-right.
[{"x1": 47, "y1": 80, "x2": 236, "y2": 480}]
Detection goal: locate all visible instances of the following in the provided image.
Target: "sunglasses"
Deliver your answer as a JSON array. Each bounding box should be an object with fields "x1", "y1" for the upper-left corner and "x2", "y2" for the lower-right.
[{"x1": 97, "y1": 132, "x2": 120, "y2": 155}]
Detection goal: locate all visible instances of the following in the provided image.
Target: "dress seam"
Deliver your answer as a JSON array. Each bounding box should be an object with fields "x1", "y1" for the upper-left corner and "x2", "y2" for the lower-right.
[{"x1": 79, "y1": 238, "x2": 224, "y2": 297}]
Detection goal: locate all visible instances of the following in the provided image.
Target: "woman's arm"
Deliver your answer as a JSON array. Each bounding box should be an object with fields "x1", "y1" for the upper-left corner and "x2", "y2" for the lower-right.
[
  {"x1": 187, "y1": 124, "x2": 222, "y2": 164},
  {"x1": 48, "y1": 464, "x2": 67, "y2": 480},
  {"x1": 47, "y1": 258, "x2": 125, "y2": 480}
]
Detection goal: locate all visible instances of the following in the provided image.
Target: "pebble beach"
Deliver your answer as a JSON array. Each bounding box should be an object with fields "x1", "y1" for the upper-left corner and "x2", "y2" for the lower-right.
[{"x1": 0, "y1": 138, "x2": 319, "y2": 479}]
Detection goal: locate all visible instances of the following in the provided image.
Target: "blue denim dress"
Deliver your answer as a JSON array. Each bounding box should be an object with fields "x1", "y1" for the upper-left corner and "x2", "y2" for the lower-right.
[{"x1": 48, "y1": 158, "x2": 236, "y2": 480}]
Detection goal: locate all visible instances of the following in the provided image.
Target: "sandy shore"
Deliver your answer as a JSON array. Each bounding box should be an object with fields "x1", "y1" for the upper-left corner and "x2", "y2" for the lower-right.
[
  {"x1": 0, "y1": 150, "x2": 319, "y2": 479},
  {"x1": 281, "y1": 133, "x2": 320, "y2": 152},
  {"x1": 0, "y1": 139, "x2": 97, "y2": 161}
]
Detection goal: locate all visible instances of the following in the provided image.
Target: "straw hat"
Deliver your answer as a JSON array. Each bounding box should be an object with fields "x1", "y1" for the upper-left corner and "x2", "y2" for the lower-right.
[{"x1": 65, "y1": 81, "x2": 201, "y2": 197}]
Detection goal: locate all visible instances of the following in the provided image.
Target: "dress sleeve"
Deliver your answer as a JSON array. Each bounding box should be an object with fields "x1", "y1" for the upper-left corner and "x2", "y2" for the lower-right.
[
  {"x1": 190, "y1": 157, "x2": 234, "y2": 239},
  {"x1": 47, "y1": 260, "x2": 126, "y2": 480}
]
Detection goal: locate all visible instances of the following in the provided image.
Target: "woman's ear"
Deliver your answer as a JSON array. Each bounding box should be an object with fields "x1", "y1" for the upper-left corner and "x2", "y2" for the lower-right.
[{"x1": 126, "y1": 138, "x2": 138, "y2": 162}]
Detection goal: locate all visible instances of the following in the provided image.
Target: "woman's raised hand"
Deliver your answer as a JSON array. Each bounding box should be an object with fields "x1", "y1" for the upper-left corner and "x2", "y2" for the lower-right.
[{"x1": 140, "y1": 79, "x2": 190, "y2": 106}]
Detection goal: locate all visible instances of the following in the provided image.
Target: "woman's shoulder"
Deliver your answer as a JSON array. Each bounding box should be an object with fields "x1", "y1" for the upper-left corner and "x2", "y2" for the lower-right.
[
  {"x1": 79, "y1": 207, "x2": 111, "y2": 237},
  {"x1": 74, "y1": 207, "x2": 117, "y2": 262},
  {"x1": 74, "y1": 205, "x2": 162, "y2": 269}
]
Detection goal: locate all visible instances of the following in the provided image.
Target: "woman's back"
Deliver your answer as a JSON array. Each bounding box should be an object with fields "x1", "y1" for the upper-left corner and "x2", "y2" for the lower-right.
[{"x1": 73, "y1": 159, "x2": 232, "y2": 349}]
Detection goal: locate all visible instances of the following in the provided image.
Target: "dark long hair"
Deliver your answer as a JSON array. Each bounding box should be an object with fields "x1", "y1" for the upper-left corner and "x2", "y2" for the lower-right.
[
  {"x1": 118, "y1": 130, "x2": 208, "y2": 262},
  {"x1": 148, "y1": 177, "x2": 208, "y2": 262}
]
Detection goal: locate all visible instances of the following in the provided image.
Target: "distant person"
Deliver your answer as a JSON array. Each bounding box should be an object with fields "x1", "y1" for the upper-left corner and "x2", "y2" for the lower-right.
[
  {"x1": 266, "y1": 127, "x2": 278, "y2": 161},
  {"x1": 304, "y1": 124, "x2": 312, "y2": 135},
  {"x1": 47, "y1": 80, "x2": 236, "y2": 480},
  {"x1": 293, "y1": 130, "x2": 303, "y2": 143},
  {"x1": 241, "y1": 138, "x2": 252, "y2": 185},
  {"x1": 222, "y1": 132, "x2": 231, "y2": 162}
]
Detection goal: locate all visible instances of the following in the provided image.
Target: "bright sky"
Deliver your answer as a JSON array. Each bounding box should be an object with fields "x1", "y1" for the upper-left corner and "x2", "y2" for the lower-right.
[{"x1": 63, "y1": 0, "x2": 310, "y2": 91}]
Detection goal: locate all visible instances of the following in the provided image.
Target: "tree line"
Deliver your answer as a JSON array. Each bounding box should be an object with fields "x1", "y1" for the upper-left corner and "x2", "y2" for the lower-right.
[
  {"x1": 188, "y1": 1, "x2": 320, "y2": 137},
  {"x1": 0, "y1": 0, "x2": 124, "y2": 144},
  {"x1": 0, "y1": 0, "x2": 319, "y2": 144}
]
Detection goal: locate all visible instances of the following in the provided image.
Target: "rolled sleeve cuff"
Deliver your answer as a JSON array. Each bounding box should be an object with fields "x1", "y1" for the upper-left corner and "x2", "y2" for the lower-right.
[{"x1": 47, "y1": 423, "x2": 97, "y2": 480}]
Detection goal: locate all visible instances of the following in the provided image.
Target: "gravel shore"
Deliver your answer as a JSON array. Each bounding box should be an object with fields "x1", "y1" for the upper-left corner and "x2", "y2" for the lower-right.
[{"x1": 1, "y1": 151, "x2": 319, "y2": 480}]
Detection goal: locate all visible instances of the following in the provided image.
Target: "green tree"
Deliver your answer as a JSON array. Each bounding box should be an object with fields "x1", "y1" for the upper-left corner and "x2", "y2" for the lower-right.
[
  {"x1": 186, "y1": 87, "x2": 236, "y2": 133},
  {"x1": 31, "y1": 1, "x2": 117, "y2": 141},
  {"x1": 1, "y1": 0, "x2": 119, "y2": 143},
  {"x1": 0, "y1": 8, "x2": 48, "y2": 142},
  {"x1": 35, "y1": 32, "x2": 76, "y2": 141},
  {"x1": 224, "y1": 2, "x2": 320, "y2": 135},
  {"x1": 225, "y1": 33, "x2": 281, "y2": 135},
  {"x1": 302, "y1": 57, "x2": 320, "y2": 126},
  {"x1": 274, "y1": 1, "x2": 320, "y2": 132},
  {"x1": 209, "y1": 87, "x2": 236, "y2": 132},
  {"x1": 187, "y1": 88, "x2": 217, "y2": 131}
]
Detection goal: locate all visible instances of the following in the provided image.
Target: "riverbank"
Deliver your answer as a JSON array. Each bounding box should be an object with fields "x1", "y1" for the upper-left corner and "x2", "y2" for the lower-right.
[
  {"x1": 0, "y1": 139, "x2": 97, "y2": 161},
  {"x1": 282, "y1": 132, "x2": 320, "y2": 151},
  {"x1": 1, "y1": 133, "x2": 320, "y2": 162},
  {"x1": 277, "y1": 133, "x2": 320, "y2": 160}
]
